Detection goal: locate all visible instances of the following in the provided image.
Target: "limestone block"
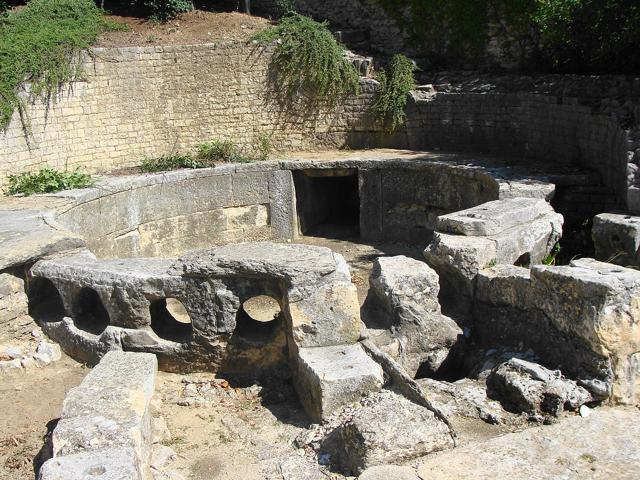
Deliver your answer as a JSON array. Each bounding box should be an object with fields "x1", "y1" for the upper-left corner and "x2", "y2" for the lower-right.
[
  {"x1": 435, "y1": 198, "x2": 563, "y2": 265},
  {"x1": 367, "y1": 256, "x2": 462, "y2": 377},
  {"x1": 31, "y1": 255, "x2": 179, "y2": 329},
  {"x1": 293, "y1": 344, "x2": 383, "y2": 422},
  {"x1": 528, "y1": 259, "x2": 640, "y2": 403},
  {"x1": 177, "y1": 242, "x2": 363, "y2": 348},
  {"x1": 39, "y1": 447, "x2": 141, "y2": 480},
  {"x1": 487, "y1": 358, "x2": 592, "y2": 417},
  {"x1": 330, "y1": 390, "x2": 454, "y2": 474},
  {"x1": 51, "y1": 351, "x2": 157, "y2": 477},
  {"x1": 416, "y1": 408, "x2": 640, "y2": 480},
  {"x1": 437, "y1": 198, "x2": 555, "y2": 236},
  {"x1": 358, "y1": 465, "x2": 419, "y2": 480},
  {"x1": 592, "y1": 213, "x2": 640, "y2": 267},
  {"x1": 0, "y1": 210, "x2": 85, "y2": 270},
  {"x1": 424, "y1": 233, "x2": 497, "y2": 281}
]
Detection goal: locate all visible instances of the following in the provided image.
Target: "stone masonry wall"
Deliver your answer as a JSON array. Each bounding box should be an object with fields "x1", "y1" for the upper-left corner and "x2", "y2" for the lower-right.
[{"x1": 0, "y1": 42, "x2": 377, "y2": 187}]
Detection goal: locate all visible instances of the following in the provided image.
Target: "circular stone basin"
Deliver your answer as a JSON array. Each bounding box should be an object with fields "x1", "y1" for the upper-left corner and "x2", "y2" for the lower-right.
[{"x1": 242, "y1": 295, "x2": 281, "y2": 322}]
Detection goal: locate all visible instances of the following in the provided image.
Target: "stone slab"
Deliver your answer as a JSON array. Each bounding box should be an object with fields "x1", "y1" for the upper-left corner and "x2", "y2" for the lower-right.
[
  {"x1": 416, "y1": 408, "x2": 640, "y2": 480},
  {"x1": 436, "y1": 198, "x2": 554, "y2": 236},
  {"x1": 51, "y1": 351, "x2": 157, "y2": 477},
  {"x1": 592, "y1": 213, "x2": 640, "y2": 267},
  {"x1": 0, "y1": 210, "x2": 85, "y2": 270},
  {"x1": 293, "y1": 344, "x2": 383, "y2": 422},
  {"x1": 39, "y1": 447, "x2": 141, "y2": 480}
]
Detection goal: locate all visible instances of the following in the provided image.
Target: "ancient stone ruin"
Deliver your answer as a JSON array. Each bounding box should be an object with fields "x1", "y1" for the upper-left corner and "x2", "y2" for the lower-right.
[
  {"x1": 1, "y1": 148, "x2": 639, "y2": 479},
  {"x1": 0, "y1": 6, "x2": 639, "y2": 478}
]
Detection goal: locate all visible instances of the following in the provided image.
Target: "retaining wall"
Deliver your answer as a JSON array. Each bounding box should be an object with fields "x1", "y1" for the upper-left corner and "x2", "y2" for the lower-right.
[
  {"x1": 0, "y1": 42, "x2": 377, "y2": 187},
  {"x1": 0, "y1": 41, "x2": 633, "y2": 211}
]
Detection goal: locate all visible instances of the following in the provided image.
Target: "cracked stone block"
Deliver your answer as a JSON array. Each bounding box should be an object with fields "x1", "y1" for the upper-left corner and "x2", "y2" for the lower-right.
[
  {"x1": 293, "y1": 344, "x2": 383, "y2": 422},
  {"x1": 328, "y1": 390, "x2": 454, "y2": 474},
  {"x1": 593, "y1": 213, "x2": 640, "y2": 267},
  {"x1": 39, "y1": 447, "x2": 141, "y2": 480},
  {"x1": 436, "y1": 197, "x2": 563, "y2": 265},
  {"x1": 487, "y1": 358, "x2": 592, "y2": 417},
  {"x1": 366, "y1": 256, "x2": 462, "y2": 377},
  {"x1": 51, "y1": 351, "x2": 157, "y2": 477}
]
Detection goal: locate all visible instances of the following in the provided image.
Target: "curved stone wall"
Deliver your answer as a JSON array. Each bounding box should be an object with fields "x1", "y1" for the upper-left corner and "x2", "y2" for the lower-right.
[{"x1": 45, "y1": 153, "x2": 572, "y2": 258}]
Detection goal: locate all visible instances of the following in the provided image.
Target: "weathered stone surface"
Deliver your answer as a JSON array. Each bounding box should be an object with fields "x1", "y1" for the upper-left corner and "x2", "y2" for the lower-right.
[
  {"x1": 31, "y1": 255, "x2": 179, "y2": 329},
  {"x1": 0, "y1": 210, "x2": 85, "y2": 270},
  {"x1": 329, "y1": 390, "x2": 454, "y2": 474},
  {"x1": 39, "y1": 447, "x2": 141, "y2": 480},
  {"x1": 487, "y1": 358, "x2": 592, "y2": 417},
  {"x1": 293, "y1": 344, "x2": 383, "y2": 422},
  {"x1": 417, "y1": 377, "x2": 510, "y2": 425},
  {"x1": 366, "y1": 256, "x2": 462, "y2": 377},
  {"x1": 416, "y1": 407, "x2": 640, "y2": 480},
  {"x1": 437, "y1": 198, "x2": 555, "y2": 237},
  {"x1": 51, "y1": 351, "x2": 157, "y2": 477},
  {"x1": 473, "y1": 260, "x2": 640, "y2": 405},
  {"x1": 433, "y1": 198, "x2": 563, "y2": 266},
  {"x1": 424, "y1": 233, "x2": 496, "y2": 282},
  {"x1": 532, "y1": 259, "x2": 640, "y2": 404},
  {"x1": 177, "y1": 242, "x2": 362, "y2": 348},
  {"x1": 592, "y1": 213, "x2": 640, "y2": 267},
  {"x1": 358, "y1": 465, "x2": 420, "y2": 480}
]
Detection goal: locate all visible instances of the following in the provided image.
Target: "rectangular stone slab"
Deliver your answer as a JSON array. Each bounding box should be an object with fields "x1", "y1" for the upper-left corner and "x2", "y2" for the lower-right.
[
  {"x1": 51, "y1": 351, "x2": 157, "y2": 478},
  {"x1": 293, "y1": 343, "x2": 383, "y2": 422},
  {"x1": 436, "y1": 198, "x2": 553, "y2": 236}
]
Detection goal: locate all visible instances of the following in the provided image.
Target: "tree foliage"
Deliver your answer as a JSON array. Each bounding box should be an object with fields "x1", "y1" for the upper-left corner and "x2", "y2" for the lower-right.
[{"x1": 372, "y1": 0, "x2": 640, "y2": 73}]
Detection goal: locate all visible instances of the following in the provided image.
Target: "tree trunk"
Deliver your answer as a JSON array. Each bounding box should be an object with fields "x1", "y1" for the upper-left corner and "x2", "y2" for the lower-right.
[{"x1": 243, "y1": 0, "x2": 251, "y2": 15}]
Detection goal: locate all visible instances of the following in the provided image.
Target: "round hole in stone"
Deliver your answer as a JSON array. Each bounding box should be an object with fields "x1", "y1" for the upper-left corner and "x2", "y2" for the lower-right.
[
  {"x1": 74, "y1": 288, "x2": 110, "y2": 336},
  {"x1": 234, "y1": 295, "x2": 281, "y2": 345},
  {"x1": 150, "y1": 298, "x2": 193, "y2": 343},
  {"x1": 28, "y1": 277, "x2": 65, "y2": 323}
]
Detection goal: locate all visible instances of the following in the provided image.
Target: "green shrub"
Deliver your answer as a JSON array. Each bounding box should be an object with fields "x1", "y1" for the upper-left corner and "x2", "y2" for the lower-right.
[
  {"x1": 274, "y1": 0, "x2": 296, "y2": 17},
  {"x1": 253, "y1": 133, "x2": 273, "y2": 161},
  {"x1": 542, "y1": 242, "x2": 562, "y2": 266},
  {"x1": 0, "y1": 0, "x2": 116, "y2": 130},
  {"x1": 140, "y1": 154, "x2": 202, "y2": 173},
  {"x1": 196, "y1": 139, "x2": 252, "y2": 163},
  {"x1": 7, "y1": 168, "x2": 93, "y2": 196},
  {"x1": 252, "y1": 14, "x2": 360, "y2": 106},
  {"x1": 143, "y1": 0, "x2": 193, "y2": 22},
  {"x1": 372, "y1": 54, "x2": 416, "y2": 133}
]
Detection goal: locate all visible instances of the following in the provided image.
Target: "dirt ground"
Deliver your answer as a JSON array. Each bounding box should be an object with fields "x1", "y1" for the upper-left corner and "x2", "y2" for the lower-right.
[
  {"x1": 97, "y1": 11, "x2": 272, "y2": 47},
  {"x1": 0, "y1": 355, "x2": 87, "y2": 480}
]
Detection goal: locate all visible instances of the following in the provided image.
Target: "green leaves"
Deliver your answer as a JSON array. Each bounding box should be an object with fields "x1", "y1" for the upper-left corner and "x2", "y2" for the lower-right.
[
  {"x1": 7, "y1": 168, "x2": 93, "y2": 196},
  {"x1": 372, "y1": 54, "x2": 416, "y2": 133},
  {"x1": 253, "y1": 14, "x2": 360, "y2": 107}
]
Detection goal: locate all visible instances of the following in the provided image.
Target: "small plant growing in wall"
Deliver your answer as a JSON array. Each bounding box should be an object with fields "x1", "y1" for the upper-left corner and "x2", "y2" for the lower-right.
[
  {"x1": 372, "y1": 54, "x2": 416, "y2": 133},
  {"x1": 252, "y1": 14, "x2": 360, "y2": 107},
  {"x1": 140, "y1": 154, "x2": 203, "y2": 173},
  {"x1": 7, "y1": 168, "x2": 93, "y2": 196}
]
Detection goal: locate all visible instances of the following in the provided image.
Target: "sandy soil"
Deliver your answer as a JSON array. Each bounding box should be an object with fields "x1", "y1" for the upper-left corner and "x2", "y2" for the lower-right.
[
  {"x1": 0, "y1": 356, "x2": 87, "y2": 480},
  {"x1": 97, "y1": 11, "x2": 272, "y2": 48}
]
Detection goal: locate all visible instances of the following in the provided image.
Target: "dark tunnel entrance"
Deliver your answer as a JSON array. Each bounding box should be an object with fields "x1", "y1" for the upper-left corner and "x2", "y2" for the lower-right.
[{"x1": 293, "y1": 168, "x2": 360, "y2": 239}]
